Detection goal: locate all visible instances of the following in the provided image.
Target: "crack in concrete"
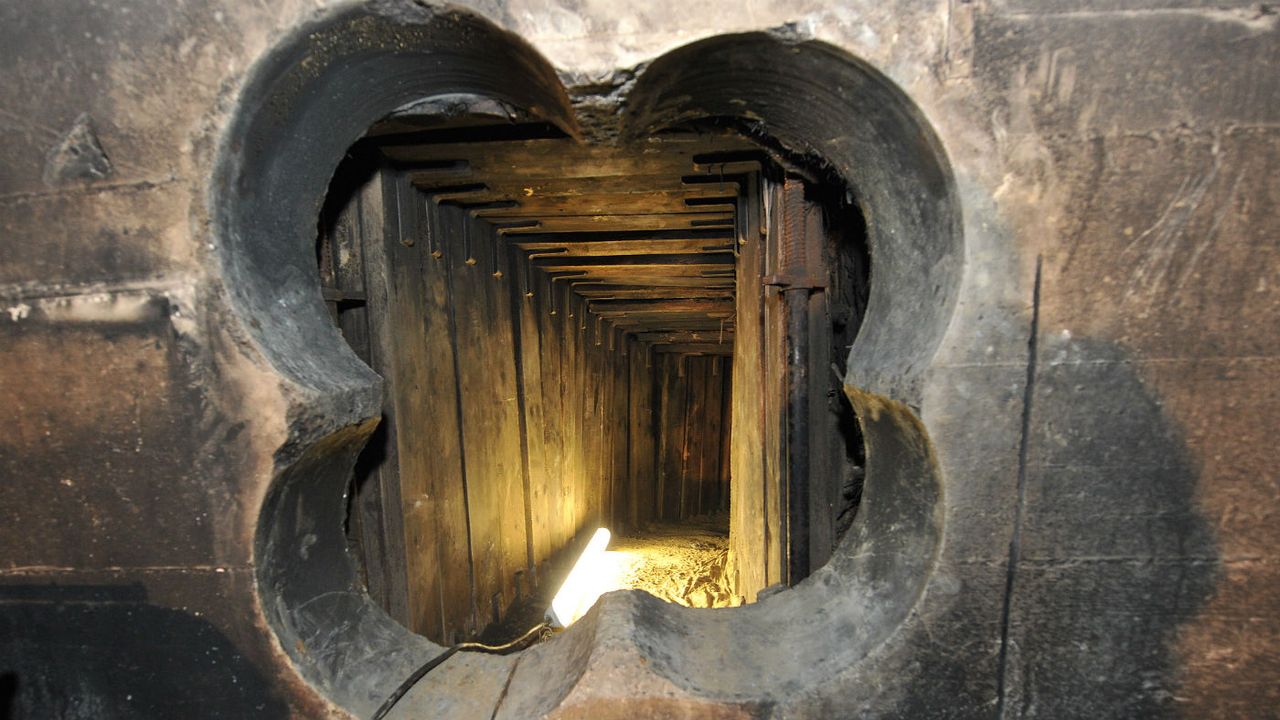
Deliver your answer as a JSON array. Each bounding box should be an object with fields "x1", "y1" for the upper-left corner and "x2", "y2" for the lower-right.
[{"x1": 995, "y1": 254, "x2": 1041, "y2": 719}]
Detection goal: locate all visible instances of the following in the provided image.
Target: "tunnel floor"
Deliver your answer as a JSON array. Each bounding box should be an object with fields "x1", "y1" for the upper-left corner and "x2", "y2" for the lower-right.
[
  {"x1": 478, "y1": 514, "x2": 738, "y2": 645},
  {"x1": 608, "y1": 515, "x2": 737, "y2": 609}
]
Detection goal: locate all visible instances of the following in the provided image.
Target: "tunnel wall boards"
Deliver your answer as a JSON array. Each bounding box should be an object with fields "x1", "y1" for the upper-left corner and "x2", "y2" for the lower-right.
[
  {"x1": 319, "y1": 166, "x2": 639, "y2": 643},
  {"x1": 318, "y1": 151, "x2": 743, "y2": 644},
  {"x1": 728, "y1": 173, "x2": 867, "y2": 600},
  {"x1": 654, "y1": 354, "x2": 731, "y2": 522},
  {"x1": 730, "y1": 173, "x2": 783, "y2": 600}
]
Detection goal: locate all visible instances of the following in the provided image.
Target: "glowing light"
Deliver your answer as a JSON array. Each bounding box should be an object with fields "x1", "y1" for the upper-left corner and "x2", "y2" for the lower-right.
[{"x1": 547, "y1": 527, "x2": 616, "y2": 628}]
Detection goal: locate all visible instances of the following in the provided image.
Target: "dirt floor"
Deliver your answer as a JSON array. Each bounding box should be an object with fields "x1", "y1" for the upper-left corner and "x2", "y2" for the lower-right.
[
  {"x1": 608, "y1": 514, "x2": 739, "y2": 609},
  {"x1": 477, "y1": 514, "x2": 739, "y2": 645}
]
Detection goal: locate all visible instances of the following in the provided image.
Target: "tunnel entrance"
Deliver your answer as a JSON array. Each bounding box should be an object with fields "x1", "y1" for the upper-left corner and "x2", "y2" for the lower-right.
[
  {"x1": 225, "y1": 10, "x2": 958, "y2": 716},
  {"x1": 316, "y1": 112, "x2": 870, "y2": 646}
]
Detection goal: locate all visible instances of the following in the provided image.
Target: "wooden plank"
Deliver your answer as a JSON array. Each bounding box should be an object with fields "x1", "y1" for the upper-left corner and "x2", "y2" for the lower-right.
[
  {"x1": 568, "y1": 277, "x2": 735, "y2": 289},
  {"x1": 702, "y1": 356, "x2": 726, "y2": 516},
  {"x1": 443, "y1": 205, "x2": 529, "y2": 632},
  {"x1": 613, "y1": 321, "x2": 733, "y2": 333},
  {"x1": 508, "y1": 245, "x2": 543, "y2": 583},
  {"x1": 576, "y1": 287, "x2": 734, "y2": 300},
  {"x1": 762, "y1": 179, "x2": 788, "y2": 590},
  {"x1": 681, "y1": 357, "x2": 709, "y2": 519},
  {"x1": 514, "y1": 257, "x2": 553, "y2": 576},
  {"x1": 362, "y1": 174, "x2": 459, "y2": 641},
  {"x1": 507, "y1": 228, "x2": 734, "y2": 245},
  {"x1": 502, "y1": 212, "x2": 733, "y2": 234},
  {"x1": 535, "y1": 253, "x2": 732, "y2": 269},
  {"x1": 730, "y1": 172, "x2": 769, "y2": 602},
  {"x1": 627, "y1": 341, "x2": 655, "y2": 529},
  {"x1": 318, "y1": 179, "x2": 384, "y2": 610},
  {"x1": 413, "y1": 173, "x2": 742, "y2": 197},
  {"x1": 562, "y1": 290, "x2": 583, "y2": 542},
  {"x1": 652, "y1": 343, "x2": 734, "y2": 356},
  {"x1": 805, "y1": 198, "x2": 837, "y2": 575},
  {"x1": 468, "y1": 190, "x2": 736, "y2": 219},
  {"x1": 719, "y1": 363, "x2": 733, "y2": 514},
  {"x1": 536, "y1": 278, "x2": 568, "y2": 559},
  {"x1": 383, "y1": 135, "x2": 757, "y2": 180},
  {"x1": 614, "y1": 340, "x2": 630, "y2": 530},
  {"x1": 589, "y1": 299, "x2": 734, "y2": 315},
  {"x1": 658, "y1": 354, "x2": 689, "y2": 521},
  {"x1": 635, "y1": 330, "x2": 735, "y2": 344},
  {"x1": 518, "y1": 239, "x2": 733, "y2": 257}
]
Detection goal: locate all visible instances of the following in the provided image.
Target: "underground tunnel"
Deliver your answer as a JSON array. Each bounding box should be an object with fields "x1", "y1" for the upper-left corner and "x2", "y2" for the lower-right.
[{"x1": 316, "y1": 112, "x2": 872, "y2": 648}]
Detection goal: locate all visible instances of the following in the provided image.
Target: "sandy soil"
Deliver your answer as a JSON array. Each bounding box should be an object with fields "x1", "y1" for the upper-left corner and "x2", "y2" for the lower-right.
[
  {"x1": 609, "y1": 514, "x2": 739, "y2": 609},
  {"x1": 477, "y1": 514, "x2": 740, "y2": 645}
]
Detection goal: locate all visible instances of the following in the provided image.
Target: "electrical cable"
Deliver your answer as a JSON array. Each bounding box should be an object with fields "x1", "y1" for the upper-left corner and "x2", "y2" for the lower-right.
[{"x1": 370, "y1": 621, "x2": 552, "y2": 720}]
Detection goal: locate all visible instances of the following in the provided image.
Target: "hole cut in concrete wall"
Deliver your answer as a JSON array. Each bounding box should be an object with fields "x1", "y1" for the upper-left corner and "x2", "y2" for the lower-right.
[{"x1": 215, "y1": 4, "x2": 960, "y2": 716}]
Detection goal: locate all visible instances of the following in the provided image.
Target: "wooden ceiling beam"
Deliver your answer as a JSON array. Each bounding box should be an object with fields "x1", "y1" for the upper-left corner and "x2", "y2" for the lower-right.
[
  {"x1": 499, "y1": 212, "x2": 733, "y2": 234},
  {"x1": 574, "y1": 287, "x2": 735, "y2": 300},
  {"x1": 650, "y1": 342, "x2": 734, "y2": 355},
  {"x1": 519, "y1": 239, "x2": 733, "y2": 257}
]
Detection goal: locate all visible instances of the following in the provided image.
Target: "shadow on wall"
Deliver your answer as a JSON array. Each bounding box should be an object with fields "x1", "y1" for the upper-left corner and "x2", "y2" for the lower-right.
[
  {"x1": 0, "y1": 583, "x2": 287, "y2": 719},
  {"x1": 1002, "y1": 337, "x2": 1219, "y2": 718}
]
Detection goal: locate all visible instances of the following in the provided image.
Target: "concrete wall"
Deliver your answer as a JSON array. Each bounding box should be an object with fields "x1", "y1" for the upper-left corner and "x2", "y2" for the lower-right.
[{"x1": 1, "y1": 1, "x2": 1276, "y2": 718}]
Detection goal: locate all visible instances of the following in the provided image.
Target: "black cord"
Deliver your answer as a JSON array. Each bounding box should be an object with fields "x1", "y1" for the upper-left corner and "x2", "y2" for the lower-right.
[{"x1": 370, "y1": 622, "x2": 551, "y2": 720}]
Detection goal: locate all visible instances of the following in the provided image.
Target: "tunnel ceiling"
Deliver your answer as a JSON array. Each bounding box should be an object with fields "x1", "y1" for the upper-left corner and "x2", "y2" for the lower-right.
[{"x1": 374, "y1": 127, "x2": 766, "y2": 356}]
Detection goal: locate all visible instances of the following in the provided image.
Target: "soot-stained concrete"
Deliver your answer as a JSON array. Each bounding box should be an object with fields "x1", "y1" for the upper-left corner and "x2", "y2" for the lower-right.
[{"x1": 1, "y1": 1, "x2": 1276, "y2": 718}]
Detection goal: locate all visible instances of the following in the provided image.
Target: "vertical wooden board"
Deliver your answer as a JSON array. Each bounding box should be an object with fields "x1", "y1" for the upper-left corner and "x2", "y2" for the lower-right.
[
  {"x1": 323, "y1": 185, "x2": 392, "y2": 613},
  {"x1": 806, "y1": 203, "x2": 837, "y2": 574},
  {"x1": 605, "y1": 347, "x2": 617, "y2": 528},
  {"x1": 583, "y1": 325, "x2": 601, "y2": 531},
  {"x1": 730, "y1": 173, "x2": 769, "y2": 601},
  {"x1": 571, "y1": 295, "x2": 585, "y2": 535},
  {"x1": 505, "y1": 241, "x2": 539, "y2": 583},
  {"x1": 555, "y1": 285, "x2": 576, "y2": 543},
  {"x1": 602, "y1": 349, "x2": 615, "y2": 529},
  {"x1": 418, "y1": 199, "x2": 476, "y2": 642},
  {"x1": 367, "y1": 173, "x2": 426, "y2": 635},
  {"x1": 647, "y1": 349, "x2": 662, "y2": 526},
  {"x1": 762, "y1": 180, "x2": 788, "y2": 589},
  {"x1": 446, "y1": 210, "x2": 498, "y2": 632},
  {"x1": 588, "y1": 313, "x2": 603, "y2": 530},
  {"x1": 598, "y1": 346, "x2": 613, "y2": 530},
  {"x1": 604, "y1": 342, "x2": 620, "y2": 528},
  {"x1": 658, "y1": 354, "x2": 688, "y2": 521},
  {"x1": 625, "y1": 344, "x2": 639, "y2": 530},
  {"x1": 719, "y1": 365, "x2": 733, "y2": 513},
  {"x1": 677, "y1": 356, "x2": 694, "y2": 519},
  {"x1": 643, "y1": 344, "x2": 659, "y2": 527},
  {"x1": 682, "y1": 356, "x2": 708, "y2": 519},
  {"x1": 447, "y1": 210, "x2": 529, "y2": 631},
  {"x1": 583, "y1": 316, "x2": 593, "y2": 529},
  {"x1": 702, "y1": 356, "x2": 725, "y2": 516},
  {"x1": 514, "y1": 253, "x2": 553, "y2": 571},
  {"x1": 612, "y1": 349, "x2": 625, "y2": 529},
  {"x1": 364, "y1": 175, "x2": 464, "y2": 642},
  {"x1": 612, "y1": 348, "x2": 631, "y2": 529},
  {"x1": 654, "y1": 352, "x2": 670, "y2": 522},
  {"x1": 535, "y1": 279, "x2": 565, "y2": 557},
  {"x1": 488, "y1": 225, "x2": 532, "y2": 615},
  {"x1": 581, "y1": 304, "x2": 596, "y2": 532},
  {"x1": 626, "y1": 342, "x2": 649, "y2": 529},
  {"x1": 554, "y1": 286, "x2": 572, "y2": 550},
  {"x1": 556, "y1": 299, "x2": 570, "y2": 543}
]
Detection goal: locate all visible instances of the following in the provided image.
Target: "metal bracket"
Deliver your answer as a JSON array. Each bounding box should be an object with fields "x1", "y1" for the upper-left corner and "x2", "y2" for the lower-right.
[{"x1": 762, "y1": 274, "x2": 827, "y2": 290}]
